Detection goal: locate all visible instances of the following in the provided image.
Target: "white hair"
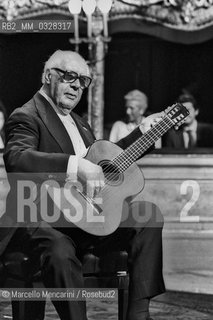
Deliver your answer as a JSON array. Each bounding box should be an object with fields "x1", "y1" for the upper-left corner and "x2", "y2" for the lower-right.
[
  {"x1": 41, "y1": 50, "x2": 90, "y2": 84},
  {"x1": 124, "y1": 89, "x2": 148, "y2": 111}
]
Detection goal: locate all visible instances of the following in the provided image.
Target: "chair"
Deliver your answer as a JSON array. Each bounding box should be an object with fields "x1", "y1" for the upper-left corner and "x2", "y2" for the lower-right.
[
  {"x1": 0, "y1": 156, "x2": 129, "y2": 319},
  {"x1": 0, "y1": 247, "x2": 129, "y2": 320}
]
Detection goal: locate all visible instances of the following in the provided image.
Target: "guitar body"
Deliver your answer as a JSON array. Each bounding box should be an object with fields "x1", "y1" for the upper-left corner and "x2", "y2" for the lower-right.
[
  {"x1": 49, "y1": 104, "x2": 189, "y2": 236},
  {"x1": 59, "y1": 140, "x2": 144, "y2": 236}
]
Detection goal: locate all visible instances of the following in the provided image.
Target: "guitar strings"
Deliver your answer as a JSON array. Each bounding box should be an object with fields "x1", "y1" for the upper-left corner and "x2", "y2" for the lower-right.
[
  {"x1": 61, "y1": 114, "x2": 177, "y2": 212},
  {"x1": 78, "y1": 109, "x2": 184, "y2": 210},
  {"x1": 102, "y1": 117, "x2": 172, "y2": 184},
  {"x1": 93, "y1": 120, "x2": 172, "y2": 202},
  {"x1": 107, "y1": 117, "x2": 172, "y2": 173},
  {"x1": 86, "y1": 108, "x2": 186, "y2": 205},
  {"x1": 99, "y1": 116, "x2": 173, "y2": 191},
  {"x1": 83, "y1": 116, "x2": 174, "y2": 205},
  {"x1": 77, "y1": 115, "x2": 170, "y2": 211},
  {"x1": 115, "y1": 117, "x2": 173, "y2": 172}
]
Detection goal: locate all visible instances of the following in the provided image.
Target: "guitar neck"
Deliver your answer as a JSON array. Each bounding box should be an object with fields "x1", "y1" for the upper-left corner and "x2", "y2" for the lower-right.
[{"x1": 113, "y1": 115, "x2": 174, "y2": 172}]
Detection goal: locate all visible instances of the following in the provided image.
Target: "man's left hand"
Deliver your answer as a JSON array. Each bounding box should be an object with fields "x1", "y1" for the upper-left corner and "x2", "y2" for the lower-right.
[{"x1": 139, "y1": 111, "x2": 165, "y2": 134}]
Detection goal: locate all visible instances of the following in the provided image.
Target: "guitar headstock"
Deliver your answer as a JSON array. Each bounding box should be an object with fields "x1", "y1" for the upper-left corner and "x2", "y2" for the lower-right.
[{"x1": 164, "y1": 103, "x2": 190, "y2": 129}]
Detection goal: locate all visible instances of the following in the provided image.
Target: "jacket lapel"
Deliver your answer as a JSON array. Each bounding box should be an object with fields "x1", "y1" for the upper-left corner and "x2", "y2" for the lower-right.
[
  {"x1": 33, "y1": 92, "x2": 75, "y2": 154},
  {"x1": 71, "y1": 112, "x2": 95, "y2": 148},
  {"x1": 178, "y1": 129, "x2": 185, "y2": 148}
]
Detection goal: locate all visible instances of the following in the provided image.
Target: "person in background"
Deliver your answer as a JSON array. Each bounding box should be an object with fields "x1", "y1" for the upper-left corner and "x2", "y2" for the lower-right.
[
  {"x1": 0, "y1": 100, "x2": 7, "y2": 149},
  {"x1": 163, "y1": 93, "x2": 213, "y2": 149},
  {"x1": 109, "y1": 90, "x2": 148, "y2": 142},
  {"x1": 109, "y1": 90, "x2": 161, "y2": 148}
]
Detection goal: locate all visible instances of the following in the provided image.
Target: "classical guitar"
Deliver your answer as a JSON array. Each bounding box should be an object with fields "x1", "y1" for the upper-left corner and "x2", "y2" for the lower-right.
[{"x1": 48, "y1": 103, "x2": 189, "y2": 235}]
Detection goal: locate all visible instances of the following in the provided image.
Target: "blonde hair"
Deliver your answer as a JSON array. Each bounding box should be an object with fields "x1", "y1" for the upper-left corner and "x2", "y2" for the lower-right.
[{"x1": 124, "y1": 89, "x2": 148, "y2": 111}]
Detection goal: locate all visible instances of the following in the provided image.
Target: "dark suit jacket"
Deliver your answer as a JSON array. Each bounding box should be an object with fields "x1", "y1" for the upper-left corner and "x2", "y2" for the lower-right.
[
  {"x1": 162, "y1": 122, "x2": 213, "y2": 149},
  {"x1": 0, "y1": 91, "x2": 143, "y2": 256}
]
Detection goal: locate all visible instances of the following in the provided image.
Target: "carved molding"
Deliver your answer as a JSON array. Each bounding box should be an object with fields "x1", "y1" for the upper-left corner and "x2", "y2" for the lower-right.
[
  {"x1": 0, "y1": 0, "x2": 213, "y2": 31},
  {"x1": 112, "y1": 0, "x2": 213, "y2": 30}
]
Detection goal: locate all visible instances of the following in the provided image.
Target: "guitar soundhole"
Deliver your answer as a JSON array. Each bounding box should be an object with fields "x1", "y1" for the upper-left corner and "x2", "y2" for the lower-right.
[{"x1": 99, "y1": 160, "x2": 123, "y2": 186}]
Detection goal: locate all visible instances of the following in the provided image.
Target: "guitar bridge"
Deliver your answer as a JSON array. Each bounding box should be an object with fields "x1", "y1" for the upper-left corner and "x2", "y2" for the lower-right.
[{"x1": 76, "y1": 188, "x2": 103, "y2": 215}]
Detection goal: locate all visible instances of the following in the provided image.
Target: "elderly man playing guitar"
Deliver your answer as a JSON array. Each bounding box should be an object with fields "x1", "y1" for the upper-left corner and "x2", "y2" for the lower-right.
[{"x1": 2, "y1": 50, "x2": 188, "y2": 320}]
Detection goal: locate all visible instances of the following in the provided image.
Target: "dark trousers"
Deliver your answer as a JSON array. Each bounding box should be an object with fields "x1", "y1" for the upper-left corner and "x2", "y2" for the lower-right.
[{"x1": 5, "y1": 201, "x2": 165, "y2": 320}]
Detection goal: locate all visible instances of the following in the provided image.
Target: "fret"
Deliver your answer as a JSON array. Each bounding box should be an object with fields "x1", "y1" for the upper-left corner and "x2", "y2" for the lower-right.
[
  {"x1": 112, "y1": 116, "x2": 174, "y2": 172},
  {"x1": 110, "y1": 103, "x2": 189, "y2": 173}
]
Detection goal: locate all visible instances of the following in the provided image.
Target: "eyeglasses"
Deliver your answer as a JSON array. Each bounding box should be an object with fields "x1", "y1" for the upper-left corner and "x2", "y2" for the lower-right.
[{"x1": 51, "y1": 67, "x2": 92, "y2": 89}]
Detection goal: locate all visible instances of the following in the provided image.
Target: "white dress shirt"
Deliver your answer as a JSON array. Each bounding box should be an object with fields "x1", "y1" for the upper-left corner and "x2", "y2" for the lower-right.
[
  {"x1": 0, "y1": 135, "x2": 4, "y2": 149},
  {"x1": 39, "y1": 88, "x2": 87, "y2": 181}
]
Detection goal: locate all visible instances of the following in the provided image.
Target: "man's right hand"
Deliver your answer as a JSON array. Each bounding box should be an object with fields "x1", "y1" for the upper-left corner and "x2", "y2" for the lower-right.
[{"x1": 77, "y1": 158, "x2": 105, "y2": 199}]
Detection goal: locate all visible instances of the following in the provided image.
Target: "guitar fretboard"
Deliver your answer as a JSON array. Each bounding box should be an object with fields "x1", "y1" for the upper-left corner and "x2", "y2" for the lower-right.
[{"x1": 112, "y1": 115, "x2": 174, "y2": 172}]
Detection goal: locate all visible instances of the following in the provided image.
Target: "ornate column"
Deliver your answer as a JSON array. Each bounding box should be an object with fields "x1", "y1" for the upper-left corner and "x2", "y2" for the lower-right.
[
  {"x1": 68, "y1": 0, "x2": 112, "y2": 139},
  {"x1": 88, "y1": 35, "x2": 105, "y2": 139},
  {"x1": 87, "y1": 12, "x2": 109, "y2": 139}
]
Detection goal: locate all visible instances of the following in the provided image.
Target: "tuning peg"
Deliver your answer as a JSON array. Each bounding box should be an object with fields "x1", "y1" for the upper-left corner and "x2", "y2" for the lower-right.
[
  {"x1": 174, "y1": 118, "x2": 186, "y2": 130},
  {"x1": 164, "y1": 105, "x2": 173, "y2": 114}
]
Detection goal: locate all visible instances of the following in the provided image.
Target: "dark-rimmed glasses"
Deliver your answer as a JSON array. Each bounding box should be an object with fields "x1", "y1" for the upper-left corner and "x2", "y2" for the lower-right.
[{"x1": 51, "y1": 67, "x2": 92, "y2": 89}]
